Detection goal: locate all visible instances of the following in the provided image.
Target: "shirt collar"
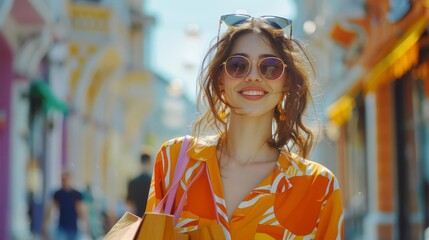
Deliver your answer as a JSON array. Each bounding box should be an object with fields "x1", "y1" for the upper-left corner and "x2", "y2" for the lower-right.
[
  {"x1": 271, "y1": 150, "x2": 294, "y2": 193},
  {"x1": 186, "y1": 135, "x2": 301, "y2": 194}
]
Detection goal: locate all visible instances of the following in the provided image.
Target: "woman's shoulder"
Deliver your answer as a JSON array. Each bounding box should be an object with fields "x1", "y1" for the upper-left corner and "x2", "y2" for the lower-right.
[
  {"x1": 159, "y1": 135, "x2": 193, "y2": 148},
  {"x1": 155, "y1": 136, "x2": 192, "y2": 161},
  {"x1": 158, "y1": 135, "x2": 202, "y2": 153},
  {"x1": 303, "y1": 159, "x2": 338, "y2": 180},
  {"x1": 159, "y1": 135, "x2": 219, "y2": 150},
  {"x1": 157, "y1": 135, "x2": 219, "y2": 164}
]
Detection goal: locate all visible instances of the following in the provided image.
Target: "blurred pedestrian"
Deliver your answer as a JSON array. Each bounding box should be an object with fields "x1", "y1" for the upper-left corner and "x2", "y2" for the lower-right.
[
  {"x1": 126, "y1": 152, "x2": 152, "y2": 217},
  {"x1": 146, "y1": 14, "x2": 344, "y2": 239},
  {"x1": 43, "y1": 171, "x2": 87, "y2": 240},
  {"x1": 26, "y1": 158, "x2": 44, "y2": 237}
]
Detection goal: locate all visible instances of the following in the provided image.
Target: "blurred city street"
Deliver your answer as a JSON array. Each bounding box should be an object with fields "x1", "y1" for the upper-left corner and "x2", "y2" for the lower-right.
[{"x1": 0, "y1": 0, "x2": 428, "y2": 239}]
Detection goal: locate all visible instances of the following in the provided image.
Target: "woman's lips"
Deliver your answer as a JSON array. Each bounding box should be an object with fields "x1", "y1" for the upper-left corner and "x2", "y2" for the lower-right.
[
  {"x1": 240, "y1": 90, "x2": 265, "y2": 96},
  {"x1": 238, "y1": 87, "x2": 268, "y2": 100}
]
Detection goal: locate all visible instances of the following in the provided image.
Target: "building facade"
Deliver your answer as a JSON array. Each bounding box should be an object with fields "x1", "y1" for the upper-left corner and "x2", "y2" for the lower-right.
[
  {"x1": 0, "y1": 0, "x2": 196, "y2": 239},
  {"x1": 298, "y1": 0, "x2": 429, "y2": 239}
]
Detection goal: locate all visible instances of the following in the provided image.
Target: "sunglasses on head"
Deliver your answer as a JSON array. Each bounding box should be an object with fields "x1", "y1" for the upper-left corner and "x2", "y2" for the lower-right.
[
  {"x1": 218, "y1": 14, "x2": 293, "y2": 41},
  {"x1": 222, "y1": 55, "x2": 286, "y2": 80}
]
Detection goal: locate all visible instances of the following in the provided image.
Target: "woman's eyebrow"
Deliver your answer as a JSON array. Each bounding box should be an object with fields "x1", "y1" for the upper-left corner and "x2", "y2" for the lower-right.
[
  {"x1": 230, "y1": 53, "x2": 278, "y2": 58},
  {"x1": 230, "y1": 53, "x2": 248, "y2": 57},
  {"x1": 259, "y1": 53, "x2": 278, "y2": 58}
]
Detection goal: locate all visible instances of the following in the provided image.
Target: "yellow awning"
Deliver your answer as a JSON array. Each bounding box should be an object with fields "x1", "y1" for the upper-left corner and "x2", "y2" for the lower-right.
[
  {"x1": 326, "y1": 96, "x2": 355, "y2": 126},
  {"x1": 364, "y1": 16, "x2": 429, "y2": 93}
]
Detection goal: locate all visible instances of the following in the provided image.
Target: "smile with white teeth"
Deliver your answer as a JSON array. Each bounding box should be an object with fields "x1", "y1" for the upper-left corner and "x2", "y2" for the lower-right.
[{"x1": 241, "y1": 90, "x2": 265, "y2": 96}]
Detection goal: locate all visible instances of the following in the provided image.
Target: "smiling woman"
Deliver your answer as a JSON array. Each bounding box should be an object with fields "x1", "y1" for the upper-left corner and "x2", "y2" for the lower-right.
[
  {"x1": 146, "y1": 0, "x2": 297, "y2": 99},
  {"x1": 145, "y1": 14, "x2": 343, "y2": 239}
]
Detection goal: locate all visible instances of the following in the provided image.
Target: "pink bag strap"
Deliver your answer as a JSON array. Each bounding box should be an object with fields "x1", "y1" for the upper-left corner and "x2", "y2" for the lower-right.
[
  {"x1": 154, "y1": 135, "x2": 191, "y2": 214},
  {"x1": 154, "y1": 135, "x2": 221, "y2": 225},
  {"x1": 173, "y1": 165, "x2": 205, "y2": 224}
]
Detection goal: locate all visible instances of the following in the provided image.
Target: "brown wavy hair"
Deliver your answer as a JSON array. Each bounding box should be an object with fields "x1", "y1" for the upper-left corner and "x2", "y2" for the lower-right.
[{"x1": 193, "y1": 18, "x2": 315, "y2": 159}]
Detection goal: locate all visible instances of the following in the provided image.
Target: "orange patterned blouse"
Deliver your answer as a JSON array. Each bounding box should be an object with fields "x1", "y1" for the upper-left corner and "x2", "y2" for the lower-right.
[{"x1": 146, "y1": 136, "x2": 344, "y2": 239}]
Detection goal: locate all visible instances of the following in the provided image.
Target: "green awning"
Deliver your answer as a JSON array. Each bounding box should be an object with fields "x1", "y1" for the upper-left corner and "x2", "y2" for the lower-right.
[{"x1": 30, "y1": 81, "x2": 69, "y2": 114}]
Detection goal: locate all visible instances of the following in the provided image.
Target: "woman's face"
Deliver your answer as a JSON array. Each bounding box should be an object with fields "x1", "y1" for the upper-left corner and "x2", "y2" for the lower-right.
[{"x1": 220, "y1": 32, "x2": 286, "y2": 119}]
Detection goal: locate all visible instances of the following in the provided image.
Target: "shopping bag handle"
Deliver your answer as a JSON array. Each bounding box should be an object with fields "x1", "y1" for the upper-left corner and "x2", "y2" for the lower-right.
[
  {"x1": 164, "y1": 135, "x2": 191, "y2": 214},
  {"x1": 154, "y1": 135, "x2": 220, "y2": 225},
  {"x1": 154, "y1": 135, "x2": 191, "y2": 214}
]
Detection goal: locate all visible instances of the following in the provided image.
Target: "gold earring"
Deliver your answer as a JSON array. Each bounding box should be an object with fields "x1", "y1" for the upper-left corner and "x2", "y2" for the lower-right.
[
  {"x1": 277, "y1": 97, "x2": 286, "y2": 121},
  {"x1": 219, "y1": 92, "x2": 229, "y2": 120},
  {"x1": 219, "y1": 104, "x2": 228, "y2": 120}
]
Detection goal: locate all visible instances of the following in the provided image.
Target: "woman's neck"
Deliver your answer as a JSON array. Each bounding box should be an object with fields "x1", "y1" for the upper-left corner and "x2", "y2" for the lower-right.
[{"x1": 221, "y1": 113, "x2": 278, "y2": 165}]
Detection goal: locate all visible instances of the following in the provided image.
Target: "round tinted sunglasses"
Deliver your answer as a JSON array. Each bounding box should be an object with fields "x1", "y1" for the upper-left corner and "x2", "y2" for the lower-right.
[
  {"x1": 222, "y1": 55, "x2": 287, "y2": 80},
  {"x1": 218, "y1": 14, "x2": 293, "y2": 41}
]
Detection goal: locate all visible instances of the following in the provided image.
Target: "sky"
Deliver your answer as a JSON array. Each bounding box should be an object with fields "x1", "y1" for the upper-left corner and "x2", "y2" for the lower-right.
[{"x1": 145, "y1": 0, "x2": 297, "y2": 100}]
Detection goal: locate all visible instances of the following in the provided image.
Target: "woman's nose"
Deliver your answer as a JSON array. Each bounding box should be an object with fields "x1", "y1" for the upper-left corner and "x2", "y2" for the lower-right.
[{"x1": 244, "y1": 63, "x2": 261, "y2": 82}]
